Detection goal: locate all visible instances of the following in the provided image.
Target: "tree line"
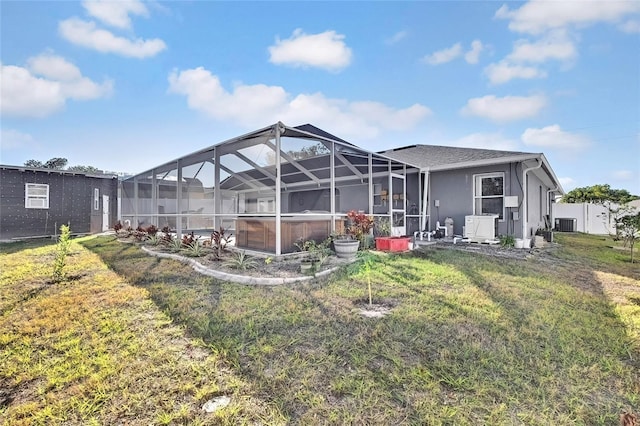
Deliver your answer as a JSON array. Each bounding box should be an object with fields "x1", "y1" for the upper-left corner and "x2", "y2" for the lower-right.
[{"x1": 24, "y1": 157, "x2": 102, "y2": 174}]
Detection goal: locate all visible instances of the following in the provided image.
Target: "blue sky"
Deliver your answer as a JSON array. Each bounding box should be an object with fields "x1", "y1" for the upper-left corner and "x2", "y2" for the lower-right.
[{"x1": 1, "y1": 0, "x2": 639, "y2": 194}]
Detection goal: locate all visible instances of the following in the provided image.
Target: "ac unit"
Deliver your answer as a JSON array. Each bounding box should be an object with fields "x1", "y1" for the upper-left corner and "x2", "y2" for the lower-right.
[
  {"x1": 554, "y1": 218, "x2": 576, "y2": 232},
  {"x1": 464, "y1": 215, "x2": 498, "y2": 242}
]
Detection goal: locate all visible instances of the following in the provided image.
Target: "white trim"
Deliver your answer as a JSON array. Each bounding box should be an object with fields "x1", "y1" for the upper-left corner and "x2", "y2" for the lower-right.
[
  {"x1": 94, "y1": 188, "x2": 100, "y2": 210},
  {"x1": 25, "y1": 183, "x2": 49, "y2": 209},
  {"x1": 473, "y1": 172, "x2": 505, "y2": 220}
]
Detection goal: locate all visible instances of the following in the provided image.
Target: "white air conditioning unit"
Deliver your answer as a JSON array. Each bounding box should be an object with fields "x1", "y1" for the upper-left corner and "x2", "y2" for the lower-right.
[{"x1": 464, "y1": 215, "x2": 499, "y2": 242}]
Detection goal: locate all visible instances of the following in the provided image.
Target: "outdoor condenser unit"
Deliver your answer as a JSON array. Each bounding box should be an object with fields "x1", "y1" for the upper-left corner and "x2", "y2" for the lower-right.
[
  {"x1": 555, "y1": 218, "x2": 576, "y2": 232},
  {"x1": 464, "y1": 215, "x2": 499, "y2": 242}
]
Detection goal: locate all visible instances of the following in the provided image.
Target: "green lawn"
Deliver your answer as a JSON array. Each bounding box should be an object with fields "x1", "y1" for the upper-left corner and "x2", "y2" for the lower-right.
[{"x1": 1, "y1": 233, "x2": 639, "y2": 425}]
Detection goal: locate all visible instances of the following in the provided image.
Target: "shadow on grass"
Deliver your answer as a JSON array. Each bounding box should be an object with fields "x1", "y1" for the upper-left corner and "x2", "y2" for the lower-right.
[
  {"x1": 0, "y1": 238, "x2": 56, "y2": 255},
  {"x1": 80, "y1": 236, "x2": 223, "y2": 313},
  {"x1": 82, "y1": 235, "x2": 640, "y2": 424}
]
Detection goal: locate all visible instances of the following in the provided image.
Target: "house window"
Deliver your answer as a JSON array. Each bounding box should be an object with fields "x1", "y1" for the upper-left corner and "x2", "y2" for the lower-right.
[
  {"x1": 25, "y1": 183, "x2": 49, "y2": 209},
  {"x1": 473, "y1": 173, "x2": 505, "y2": 220},
  {"x1": 257, "y1": 197, "x2": 275, "y2": 213},
  {"x1": 94, "y1": 188, "x2": 100, "y2": 210}
]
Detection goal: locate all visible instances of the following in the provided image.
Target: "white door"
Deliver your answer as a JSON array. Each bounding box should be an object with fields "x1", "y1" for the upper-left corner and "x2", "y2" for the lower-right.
[
  {"x1": 391, "y1": 173, "x2": 406, "y2": 236},
  {"x1": 102, "y1": 195, "x2": 110, "y2": 231}
]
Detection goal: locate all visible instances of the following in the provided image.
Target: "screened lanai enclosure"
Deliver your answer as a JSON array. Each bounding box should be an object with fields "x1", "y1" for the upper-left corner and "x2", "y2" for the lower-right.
[{"x1": 120, "y1": 122, "x2": 424, "y2": 255}]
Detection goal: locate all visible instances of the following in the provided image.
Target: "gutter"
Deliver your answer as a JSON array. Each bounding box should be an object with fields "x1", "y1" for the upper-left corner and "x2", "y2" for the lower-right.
[
  {"x1": 522, "y1": 158, "x2": 543, "y2": 239},
  {"x1": 546, "y1": 185, "x2": 559, "y2": 227}
]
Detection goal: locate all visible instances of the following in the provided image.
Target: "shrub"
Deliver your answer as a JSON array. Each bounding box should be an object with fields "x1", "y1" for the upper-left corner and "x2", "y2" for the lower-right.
[
  {"x1": 223, "y1": 250, "x2": 258, "y2": 270},
  {"x1": 499, "y1": 234, "x2": 516, "y2": 248},
  {"x1": 618, "y1": 212, "x2": 640, "y2": 263},
  {"x1": 184, "y1": 240, "x2": 204, "y2": 257},
  {"x1": 147, "y1": 234, "x2": 160, "y2": 246},
  {"x1": 52, "y1": 225, "x2": 72, "y2": 282},
  {"x1": 145, "y1": 224, "x2": 158, "y2": 236},
  {"x1": 132, "y1": 230, "x2": 147, "y2": 242},
  {"x1": 169, "y1": 238, "x2": 183, "y2": 253},
  {"x1": 210, "y1": 227, "x2": 232, "y2": 258},
  {"x1": 346, "y1": 210, "x2": 374, "y2": 249},
  {"x1": 181, "y1": 232, "x2": 197, "y2": 247}
]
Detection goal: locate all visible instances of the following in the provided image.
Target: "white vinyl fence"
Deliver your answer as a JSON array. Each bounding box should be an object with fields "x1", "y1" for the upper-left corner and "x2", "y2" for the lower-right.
[{"x1": 553, "y1": 203, "x2": 616, "y2": 235}]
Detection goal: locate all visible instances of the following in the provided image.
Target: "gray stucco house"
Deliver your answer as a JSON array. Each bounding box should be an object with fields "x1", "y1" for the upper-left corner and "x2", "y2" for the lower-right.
[
  {"x1": 382, "y1": 145, "x2": 563, "y2": 242},
  {"x1": 120, "y1": 122, "x2": 563, "y2": 255}
]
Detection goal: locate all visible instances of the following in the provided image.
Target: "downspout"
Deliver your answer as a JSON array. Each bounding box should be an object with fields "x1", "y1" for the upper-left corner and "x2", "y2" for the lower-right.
[
  {"x1": 522, "y1": 158, "x2": 543, "y2": 240},
  {"x1": 546, "y1": 186, "x2": 558, "y2": 228}
]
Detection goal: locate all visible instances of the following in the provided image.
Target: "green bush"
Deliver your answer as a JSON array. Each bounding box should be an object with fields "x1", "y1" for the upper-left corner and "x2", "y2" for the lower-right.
[
  {"x1": 52, "y1": 225, "x2": 71, "y2": 282},
  {"x1": 499, "y1": 234, "x2": 515, "y2": 248}
]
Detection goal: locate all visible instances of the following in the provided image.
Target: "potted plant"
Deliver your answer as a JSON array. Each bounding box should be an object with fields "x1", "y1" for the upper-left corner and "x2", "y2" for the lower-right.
[
  {"x1": 536, "y1": 228, "x2": 553, "y2": 243},
  {"x1": 346, "y1": 210, "x2": 375, "y2": 248},
  {"x1": 333, "y1": 234, "x2": 360, "y2": 259},
  {"x1": 296, "y1": 238, "x2": 319, "y2": 271},
  {"x1": 300, "y1": 255, "x2": 316, "y2": 273}
]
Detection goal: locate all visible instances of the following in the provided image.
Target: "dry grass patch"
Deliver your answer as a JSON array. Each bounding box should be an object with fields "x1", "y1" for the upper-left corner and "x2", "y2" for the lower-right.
[{"x1": 0, "y1": 238, "x2": 283, "y2": 425}]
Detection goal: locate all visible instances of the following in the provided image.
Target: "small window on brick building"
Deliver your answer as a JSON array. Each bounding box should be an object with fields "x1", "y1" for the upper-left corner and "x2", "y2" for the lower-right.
[{"x1": 25, "y1": 183, "x2": 49, "y2": 209}]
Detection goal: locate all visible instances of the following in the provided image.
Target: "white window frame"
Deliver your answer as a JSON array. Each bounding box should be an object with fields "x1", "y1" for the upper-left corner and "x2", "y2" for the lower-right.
[
  {"x1": 25, "y1": 183, "x2": 50, "y2": 209},
  {"x1": 473, "y1": 172, "x2": 505, "y2": 221},
  {"x1": 257, "y1": 197, "x2": 275, "y2": 213},
  {"x1": 94, "y1": 188, "x2": 100, "y2": 210}
]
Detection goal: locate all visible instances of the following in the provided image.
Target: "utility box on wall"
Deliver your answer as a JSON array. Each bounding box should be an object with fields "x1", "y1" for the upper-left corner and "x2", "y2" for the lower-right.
[{"x1": 504, "y1": 196, "x2": 519, "y2": 208}]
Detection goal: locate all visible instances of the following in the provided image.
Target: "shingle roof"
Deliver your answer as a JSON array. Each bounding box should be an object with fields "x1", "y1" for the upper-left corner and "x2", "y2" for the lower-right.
[
  {"x1": 292, "y1": 123, "x2": 350, "y2": 144},
  {"x1": 381, "y1": 144, "x2": 537, "y2": 169}
]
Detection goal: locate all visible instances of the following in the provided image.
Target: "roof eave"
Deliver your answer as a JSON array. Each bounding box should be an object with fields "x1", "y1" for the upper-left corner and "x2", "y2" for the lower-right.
[
  {"x1": 418, "y1": 153, "x2": 564, "y2": 194},
  {"x1": 421, "y1": 153, "x2": 540, "y2": 172}
]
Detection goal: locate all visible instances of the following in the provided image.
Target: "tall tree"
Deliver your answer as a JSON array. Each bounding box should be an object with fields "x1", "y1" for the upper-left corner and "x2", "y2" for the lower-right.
[
  {"x1": 43, "y1": 157, "x2": 68, "y2": 169},
  {"x1": 67, "y1": 165, "x2": 101, "y2": 174},
  {"x1": 24, "y1": 157, "x2": 68, "y2": 170},
  {"x1": 562, "y1": 184, "x2": 639, "y2": 238},
  {"x1": 561, "y1": 184, "x2": 638, "y2": 204},
  {"x1": 24, "y1": 159, "x2": 44, "y2": 168}
]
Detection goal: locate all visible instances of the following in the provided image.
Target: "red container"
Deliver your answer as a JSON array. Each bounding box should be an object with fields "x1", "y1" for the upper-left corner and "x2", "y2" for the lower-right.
[
  {"x1": 375, "y1": 237, "x2": 391, "y2": 251},
  {"x1": 375, "y1": 236, "x2": 410, "y2": 252},
  {"x1": 388, "y1": 237, "x2": 410, "y2": 252}
]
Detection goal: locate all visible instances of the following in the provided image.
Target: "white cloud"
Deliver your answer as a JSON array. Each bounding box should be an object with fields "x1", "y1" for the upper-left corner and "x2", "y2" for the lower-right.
[
  {"x1": 484, "y1": 61, "x2": 547, "y2": 85},
  {"x1": 508, "y1": 33, "x2": 577, "y2": 63},
  {"x1": 0, "y1": 129, "x2": 35, "y2": 150},
  {"x1": 619, "y1": 19, "x2": 640, "y2": 33},
  {"x1": 168, "y1": 67, "x2": 431, "y2": 139},
  {"x1": 521, "y1": 124, "x2": 591, "y2": 150},
  {"x1": 423, "y1": 43, "x2": 462, "y2": 65},
  {"x1": 461, "y1": 94, "x2": 547, "y2": 123},
  {"x1": 495, "y1": 1, "x2": 640, "y2": 35},
  {"x1": 82, "y1": 0, "x2": 148, "y2": 29},
  {"x1": 464, "y1": 40, "x2": 484, "y2": 64},
  {"x1": 558, "y1": 176, "x2": 576, "y2": 189},
  {"x1": 268, "y1": 29, "x2": 352, "y2": 71},
  {"x1": 27, "y1": 53, "x2": 82, "y2": 81},
  {"x1": 448, "y1": 132, "x2": 519, "y2": 151},
  {"x1": 0, "y1": 54, "x2": 112, "y2": 118},
  {"x1": 59, "y1": 18, "x2": 166, "y2": 58},
  {"x1": 386, "y1": 30, "x2": 408, "y2": 45},
  {"x1": 612, "y1": 170, "x2": 634, "y2": 180}
]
